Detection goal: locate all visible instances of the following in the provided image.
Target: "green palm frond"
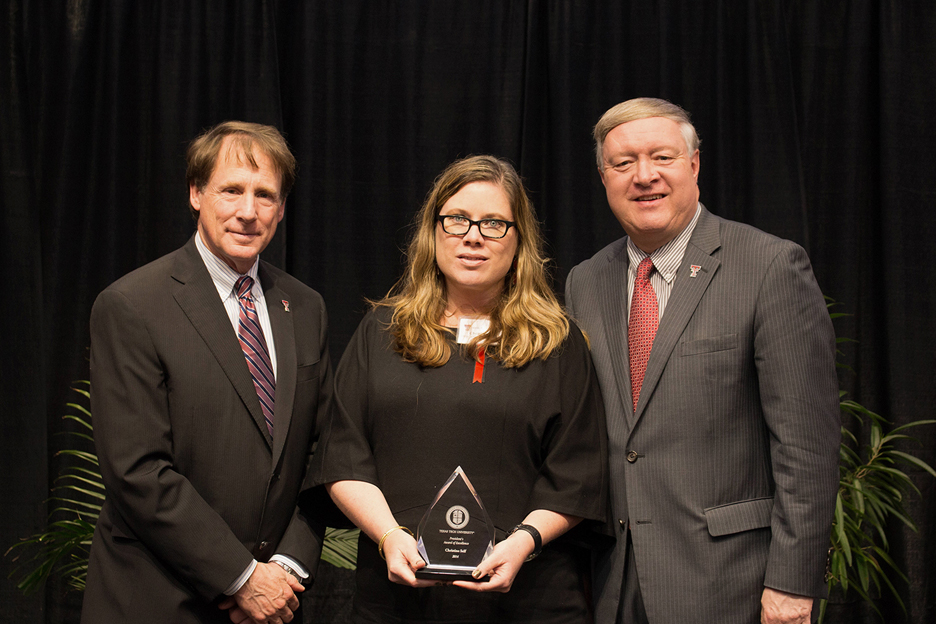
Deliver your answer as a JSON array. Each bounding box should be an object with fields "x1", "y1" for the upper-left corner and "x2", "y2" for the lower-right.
[
  {"x1": 321, "y1": 528, "x2": 359, "y2": 570},
  {"x1": 5, "y1": 506, "x2": 97, "y2": 593},
  {"x1": 818, "y1": 301, "x2": 935, "y2": 622},
  {"x1": 5, "y1": 384, "x2": 99, "y2": 594},
  {"x1": 821, "y1": 397, "x2": 934, "y2": 620}
]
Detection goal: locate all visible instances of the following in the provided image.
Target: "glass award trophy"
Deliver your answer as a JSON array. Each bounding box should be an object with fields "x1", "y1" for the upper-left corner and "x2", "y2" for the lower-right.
[{"x1": 415, "y1": 466, "x2": 496, "y2": 581}]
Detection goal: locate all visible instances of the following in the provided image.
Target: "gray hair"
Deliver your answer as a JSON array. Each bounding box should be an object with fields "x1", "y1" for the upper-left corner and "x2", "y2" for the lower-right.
[{"x1": 593, "y1": 98, "x2": 700, "y2": 170}]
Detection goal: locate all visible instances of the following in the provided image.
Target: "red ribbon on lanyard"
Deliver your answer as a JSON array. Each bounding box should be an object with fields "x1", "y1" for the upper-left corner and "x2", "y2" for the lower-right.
[{"x1": 472, "y1": 348, "x2": 485, "y2": 383}]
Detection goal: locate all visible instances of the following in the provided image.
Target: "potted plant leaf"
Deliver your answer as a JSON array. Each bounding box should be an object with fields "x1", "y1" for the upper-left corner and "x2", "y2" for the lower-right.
[{"x1": 819, "y1": 303, "x2": 936, "y2": 621}]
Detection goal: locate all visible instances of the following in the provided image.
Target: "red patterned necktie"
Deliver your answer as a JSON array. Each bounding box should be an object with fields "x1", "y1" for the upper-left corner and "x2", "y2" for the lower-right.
[
  {"x1": 628, "y1": 257, "x2": 658, "y2": 411},
  {"x1": 235, "y1": 276, "x2": 275, "y2": 436}
]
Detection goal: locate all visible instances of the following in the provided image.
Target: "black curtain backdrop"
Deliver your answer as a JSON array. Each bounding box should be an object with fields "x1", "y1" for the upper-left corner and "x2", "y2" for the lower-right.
[{"x1": 3, "y1": 1, "x2": 935, "y2": 622}]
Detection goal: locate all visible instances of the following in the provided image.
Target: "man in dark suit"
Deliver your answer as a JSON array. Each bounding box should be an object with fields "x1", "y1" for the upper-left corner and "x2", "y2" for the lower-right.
[
  {"x1": 565, "y1": 98, "x2": 840, "y2": 624},
  {"x1": 82, "y1": 121, "x2": 332, "y2": 624}
]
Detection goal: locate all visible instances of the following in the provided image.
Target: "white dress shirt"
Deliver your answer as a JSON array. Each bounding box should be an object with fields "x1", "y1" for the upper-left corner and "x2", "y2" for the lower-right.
[{"x1": 194, "y1": 232, "x2": 308, "y2": 593}]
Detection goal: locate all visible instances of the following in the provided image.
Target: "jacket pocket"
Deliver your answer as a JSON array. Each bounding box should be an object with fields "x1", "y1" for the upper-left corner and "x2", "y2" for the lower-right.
[
  {"x1": 677, "y1": 333, "x2": 738, "y2": 356},
  {"x1": 297, "y1": 362, "x2": 320, "y2": 383},
  {"x1": 109, "y1": 512, "x2": 139, "y2": 542},
  {"x1": 703, "y1": 496, "x2": 773, "y2": 537}
]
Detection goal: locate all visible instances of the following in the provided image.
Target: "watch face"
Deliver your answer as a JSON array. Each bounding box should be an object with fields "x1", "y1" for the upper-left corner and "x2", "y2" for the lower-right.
[{"x1": 276, "y1": 562, "x2": 302, "y2": 582}]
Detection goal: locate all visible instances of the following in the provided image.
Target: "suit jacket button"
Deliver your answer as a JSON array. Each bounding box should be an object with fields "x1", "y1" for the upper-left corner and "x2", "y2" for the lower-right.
[
  {"x1": 619, "y1": 519, "x2": 626, "y2": 529},
  {"x1": 259, "y1": 541, "x2": 269, "y2": 550},
  {"x1": 626, "y1": 450, "x2": 639, "y2": 463}
]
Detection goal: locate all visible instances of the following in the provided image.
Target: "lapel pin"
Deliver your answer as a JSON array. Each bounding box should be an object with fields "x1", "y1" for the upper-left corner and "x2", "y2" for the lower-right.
[
  {"x1": 282, "y1": 300, "x2": 290, "y2": 312},
  {"x1": 689, "y1": 265, "x2": 701, "y2": 278}
]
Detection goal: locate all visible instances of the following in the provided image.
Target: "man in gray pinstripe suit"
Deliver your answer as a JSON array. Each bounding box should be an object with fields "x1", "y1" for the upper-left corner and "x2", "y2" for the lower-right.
[{"x1": 565, "y1": 98, "x2": 840, "y2": 624}]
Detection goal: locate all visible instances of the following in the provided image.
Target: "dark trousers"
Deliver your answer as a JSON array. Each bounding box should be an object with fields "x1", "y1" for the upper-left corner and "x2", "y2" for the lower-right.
[{"x1": 617, "y1": 529, "x2": 648, "y2": 624}]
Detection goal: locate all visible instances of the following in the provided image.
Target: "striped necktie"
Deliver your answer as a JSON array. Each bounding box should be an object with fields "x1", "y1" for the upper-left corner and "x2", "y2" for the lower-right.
[
  {"x1": 234, "y1": 276, "x2": 275, "y2": 436},
  {"x1": 628, "y1": 257, "x2": 658, "y2": 411}
]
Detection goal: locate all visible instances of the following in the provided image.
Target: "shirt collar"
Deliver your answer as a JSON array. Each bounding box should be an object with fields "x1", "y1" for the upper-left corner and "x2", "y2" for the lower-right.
[
  {"x1": 194, "y1": 231, "x2": 261, "y2": 301},
  {"x1": 626, "y1": 203, "x2": 701, "y2": 284}
]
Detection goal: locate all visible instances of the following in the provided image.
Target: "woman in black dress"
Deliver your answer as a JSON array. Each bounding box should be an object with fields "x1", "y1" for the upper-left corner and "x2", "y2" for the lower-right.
[{"x1": 313, "y1": 155, "x2": 608, "y2": 623}]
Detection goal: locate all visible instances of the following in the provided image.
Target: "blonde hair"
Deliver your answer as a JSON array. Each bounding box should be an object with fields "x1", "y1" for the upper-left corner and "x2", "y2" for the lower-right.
[
  {"x1": 374, "y1": 155, "x2": 569, "y2": 368},
  {"x1": 593, "y1": 97, "x2": 700, "y2": 170}
]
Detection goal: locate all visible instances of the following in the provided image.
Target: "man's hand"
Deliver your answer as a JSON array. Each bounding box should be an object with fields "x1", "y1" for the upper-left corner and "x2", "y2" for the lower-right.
[
  {"x1": 218, "y1": 562, "x2": 304, "y2": 624},
  {"x1": 761, "y1": 587, "x2": 812, "y2": 624}
]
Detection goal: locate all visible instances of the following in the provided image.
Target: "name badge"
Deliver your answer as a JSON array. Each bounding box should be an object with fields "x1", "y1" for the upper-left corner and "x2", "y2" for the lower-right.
[{"x1": 456, "y1": 317, "x2": 490, "y2": 344}]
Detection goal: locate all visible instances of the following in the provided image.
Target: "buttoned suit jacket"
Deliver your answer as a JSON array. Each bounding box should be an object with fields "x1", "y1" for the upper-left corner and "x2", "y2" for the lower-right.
[
  {"x1": 565, "y1": 206, "x2": 840, "y2": 624},
  {"x1": 81, "y1": 235, "x2": 333, "y2": 623}
]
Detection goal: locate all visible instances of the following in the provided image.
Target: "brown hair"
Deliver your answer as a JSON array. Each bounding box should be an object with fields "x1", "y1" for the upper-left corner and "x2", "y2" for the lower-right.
[
  {"x1": 374, "y1": 155, "x2": 569, "y2": 368},
  {"x1": 186, "y1": 121, "x2": 297, "y2": 220}
]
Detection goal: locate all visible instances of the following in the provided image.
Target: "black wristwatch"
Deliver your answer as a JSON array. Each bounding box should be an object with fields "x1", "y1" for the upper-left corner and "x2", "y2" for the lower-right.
[{"x1": 507, "y1": 524, "x2": 542, "y2": 561}]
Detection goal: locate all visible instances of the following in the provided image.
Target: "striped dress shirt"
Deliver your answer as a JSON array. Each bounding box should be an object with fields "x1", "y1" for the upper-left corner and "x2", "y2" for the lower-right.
[{"x1": 626, "y1": 203, "x2": 702, "y2": 322}]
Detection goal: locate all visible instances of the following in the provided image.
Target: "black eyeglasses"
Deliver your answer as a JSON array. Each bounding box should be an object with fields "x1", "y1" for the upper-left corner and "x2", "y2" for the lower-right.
[{"x1": 436, "y1": 215, "x2": 516, "y2": 239}]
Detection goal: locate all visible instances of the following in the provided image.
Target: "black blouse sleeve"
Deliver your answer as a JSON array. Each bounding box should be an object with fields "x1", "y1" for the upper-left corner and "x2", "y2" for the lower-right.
[
  {"x1": 525, "y1": 323, "x2": 609, "y2": 522},
  {"x1": 309, "y1": 310, "x2": 381, "y2": 487}
]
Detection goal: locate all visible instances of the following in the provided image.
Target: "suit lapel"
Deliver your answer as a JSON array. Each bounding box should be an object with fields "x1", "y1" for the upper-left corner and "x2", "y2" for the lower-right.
[
  {"x1": 597, "y1": 242, "x2": 635, "y2": 425},
  {"x1": 260, "y1": 264, "x2": 296, "y2": 467},
  {"x1": 633, "y1": 207, "x2": 722, "y2": 423},
  {"x1": 171, "y1": 238, "x2": 274, "y2": 449}
]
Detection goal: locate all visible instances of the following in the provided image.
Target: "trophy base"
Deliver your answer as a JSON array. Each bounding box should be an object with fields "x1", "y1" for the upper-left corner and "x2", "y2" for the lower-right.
[{"x1": 415, "y1": 566, "x2": 489, "y2": 583}]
